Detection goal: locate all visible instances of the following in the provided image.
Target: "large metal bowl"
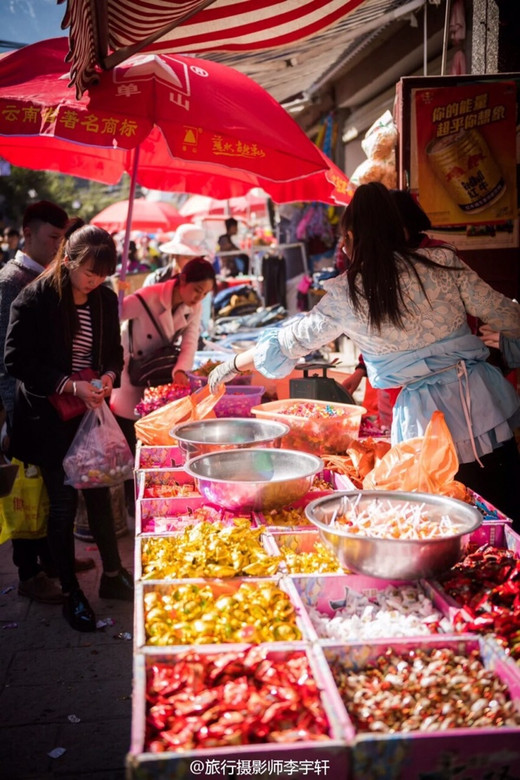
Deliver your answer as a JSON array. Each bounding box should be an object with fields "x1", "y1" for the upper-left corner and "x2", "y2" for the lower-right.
[
  {"x1": 184, "y1": 448, "x2": 323, "y2": 512},
  {"x1": 305, "y1": 490, "x2": 482, "y2": 580},
  {"x1": 171, "y1": 418, "x2": 291, "y2": 463}
]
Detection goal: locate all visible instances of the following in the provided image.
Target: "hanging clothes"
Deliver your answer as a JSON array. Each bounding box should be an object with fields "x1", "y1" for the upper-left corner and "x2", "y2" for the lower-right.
[{"x1": 261, "y1": 252, "x2": 287, "y2": 308}]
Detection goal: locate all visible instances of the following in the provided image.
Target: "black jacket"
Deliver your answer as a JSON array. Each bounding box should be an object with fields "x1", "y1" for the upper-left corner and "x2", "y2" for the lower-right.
[{"x1": 5, "y1": 277, "x2": 123, "y2": 468}]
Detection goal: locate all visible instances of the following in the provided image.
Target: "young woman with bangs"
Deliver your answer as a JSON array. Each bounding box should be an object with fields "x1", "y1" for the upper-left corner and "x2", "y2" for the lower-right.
[{"x1": 5, "y1": 225, "x2": 133, "y2": 632}]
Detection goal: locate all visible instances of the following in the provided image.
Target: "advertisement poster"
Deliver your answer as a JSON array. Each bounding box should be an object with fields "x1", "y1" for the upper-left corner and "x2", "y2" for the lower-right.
[{"x1": 414, "y1": 81, "x2": 517, "y2": 226}]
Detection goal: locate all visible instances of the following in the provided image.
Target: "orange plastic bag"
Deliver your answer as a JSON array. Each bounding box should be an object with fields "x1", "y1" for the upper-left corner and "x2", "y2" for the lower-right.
[
  {"x1": 134, "y1": 385, "x2": 224, "y2": 446},
  {"x1": 363, "y1": 411, "x2": 468, "y2": 500}
]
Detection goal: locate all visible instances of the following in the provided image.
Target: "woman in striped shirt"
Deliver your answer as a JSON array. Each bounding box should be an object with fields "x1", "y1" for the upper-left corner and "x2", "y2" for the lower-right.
[{"x1": 5, "y1": 225, "x2": 132, "y2": 632}]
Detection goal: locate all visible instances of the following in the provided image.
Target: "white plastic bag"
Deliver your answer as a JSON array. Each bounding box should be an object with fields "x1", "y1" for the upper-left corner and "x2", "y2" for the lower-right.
[{"x1": 63, "y1": 404, "x2": 134, "y2": 489}]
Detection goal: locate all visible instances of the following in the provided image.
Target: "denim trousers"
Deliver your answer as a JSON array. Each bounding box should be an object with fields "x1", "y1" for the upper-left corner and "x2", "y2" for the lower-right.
[{"x1": 40, "y1": 465, "x2": 122, "y2": 593}]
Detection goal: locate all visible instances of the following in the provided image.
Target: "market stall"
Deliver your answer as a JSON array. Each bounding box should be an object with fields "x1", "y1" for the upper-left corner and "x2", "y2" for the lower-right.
[{"x1": 125, "y1": 380, "x2": 520, "y2": 779}]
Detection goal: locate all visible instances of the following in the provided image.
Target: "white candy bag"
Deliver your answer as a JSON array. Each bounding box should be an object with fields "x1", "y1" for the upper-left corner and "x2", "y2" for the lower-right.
[{"x1": 63, "y1": 403, "x2": 134, "y2": 489}]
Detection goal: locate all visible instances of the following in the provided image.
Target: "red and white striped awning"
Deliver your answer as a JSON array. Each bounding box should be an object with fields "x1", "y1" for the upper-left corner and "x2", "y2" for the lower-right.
[{"x1": 58, "y1": 0, "x2": 369, "y2": 98}]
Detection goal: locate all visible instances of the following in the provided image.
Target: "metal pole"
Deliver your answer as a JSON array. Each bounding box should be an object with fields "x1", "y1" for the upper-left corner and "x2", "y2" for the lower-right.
[
  {"x1": 441, "y1": 0, "x2": 452, "y2": 76},
  {"x1": 423, "y1": 0, "x2": 428, "y2": 75},
  {"x1": 118, "y1": 145, "x2": 140, "y2": 311}
]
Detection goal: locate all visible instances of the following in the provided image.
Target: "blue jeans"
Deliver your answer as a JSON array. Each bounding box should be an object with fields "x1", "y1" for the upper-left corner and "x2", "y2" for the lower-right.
[{"x1": 40, "y1": 465, "x2": 122, "y2": 593}]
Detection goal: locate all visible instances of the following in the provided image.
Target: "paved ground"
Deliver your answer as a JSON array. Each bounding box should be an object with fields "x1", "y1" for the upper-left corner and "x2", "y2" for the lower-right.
[{"x1": 0, "y1": 518, "x2": 135, "y2": 780}]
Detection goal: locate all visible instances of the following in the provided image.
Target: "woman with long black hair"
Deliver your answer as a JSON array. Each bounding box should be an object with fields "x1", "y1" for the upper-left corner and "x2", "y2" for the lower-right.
[{"x1": 209, "y1": 183, "x2": 520, "y2": 526}]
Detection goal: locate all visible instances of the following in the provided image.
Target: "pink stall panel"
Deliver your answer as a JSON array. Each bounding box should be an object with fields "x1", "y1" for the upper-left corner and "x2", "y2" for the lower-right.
[{"x1": 254, "y1": 490, "x2": 334, "y2": 531}]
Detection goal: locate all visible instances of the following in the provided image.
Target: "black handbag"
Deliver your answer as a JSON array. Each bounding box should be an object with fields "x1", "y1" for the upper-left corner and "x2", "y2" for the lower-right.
[{"x1": 127, "y1": 293, "x2": 181, "y2": 387}]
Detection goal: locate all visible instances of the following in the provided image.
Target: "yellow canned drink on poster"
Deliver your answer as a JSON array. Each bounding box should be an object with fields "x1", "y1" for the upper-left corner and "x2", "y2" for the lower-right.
[
  {"x1": 414, "y1": 81, "x2": 517, "y2": 226},
  {"x1": 427, "y1": 128, "x2": 506, "y2": 214}
]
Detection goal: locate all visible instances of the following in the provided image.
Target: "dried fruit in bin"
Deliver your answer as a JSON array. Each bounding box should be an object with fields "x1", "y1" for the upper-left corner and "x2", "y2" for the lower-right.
[
  {"x1": 330, "y1": 647, "x2": 520, "y2": 733},
  {"x1": 145, "y1": 646, "x2": 332, "y2": 751},
  {"x1": 142, "y1": 519, "x2": 281, "y2": 579},
  {"x1": 144, "y1": 581, "x2": 302, "y2": 645},
  {"x1": 261, "y1": 505, "x2": 313, "y2": 527},
  {"x1": 311, "y1": 474, "x2": 334, "y2": 491}
]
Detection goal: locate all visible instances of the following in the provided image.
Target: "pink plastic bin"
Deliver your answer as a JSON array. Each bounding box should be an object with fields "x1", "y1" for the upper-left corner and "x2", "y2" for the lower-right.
[{"x1": 214, "y1": 385, "x2": 265, "y2": 418}]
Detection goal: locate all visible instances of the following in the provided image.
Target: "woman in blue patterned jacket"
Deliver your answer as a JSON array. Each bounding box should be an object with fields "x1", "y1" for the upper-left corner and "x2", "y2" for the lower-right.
[{"x1": 209, "y1": 183, "x2": 520, "y2": 526}]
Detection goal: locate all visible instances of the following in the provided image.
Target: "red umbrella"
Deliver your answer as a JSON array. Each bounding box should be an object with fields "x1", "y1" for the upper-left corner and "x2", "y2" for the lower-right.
[
  {"x1": 0, "y1": 38, "x2": 327, "y2": 181},
  {"x1": 91, "y1": 199, "x2": 187, "y2": 233},
  {"x1": 0, "y1": 39, "x2": 354, "y2": 298},
  {"x1": 0, "y1": 130, "x2": 351, "y2": 205},
  {"x1": 0, "y1": 38, "x2": 353, "y2": 295}
]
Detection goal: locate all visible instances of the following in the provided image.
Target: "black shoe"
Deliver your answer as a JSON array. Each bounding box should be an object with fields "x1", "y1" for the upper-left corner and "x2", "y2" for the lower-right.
[
  {"x1": 99, "y1": 568, "x2": 134, "y2": 601},
  {"x1": 63, "y1": 588, "x2": 96, "y2": 632}
]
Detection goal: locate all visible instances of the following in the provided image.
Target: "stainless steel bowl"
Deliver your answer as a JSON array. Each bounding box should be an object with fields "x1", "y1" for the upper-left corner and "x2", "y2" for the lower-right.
[
  {"x1": 305, "y1": 490, "x2": 482, "y2": 580},
  {"x1": 172, "y1": 418, "x2": 290, "y2": 463},
  {"x1": 185, "y1": 448, "x2": 323, "y2": 512}
]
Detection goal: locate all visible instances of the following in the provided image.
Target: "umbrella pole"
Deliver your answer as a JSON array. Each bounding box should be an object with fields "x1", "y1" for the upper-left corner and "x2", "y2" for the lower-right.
[{"x1": 118, "y1": 145, "x2": 141, "y2": 310}]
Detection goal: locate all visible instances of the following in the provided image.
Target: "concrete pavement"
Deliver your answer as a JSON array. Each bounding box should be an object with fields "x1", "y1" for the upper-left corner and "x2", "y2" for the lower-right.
[{"x1": 0, "y1": 520, "x2": 135, "y2": 780}]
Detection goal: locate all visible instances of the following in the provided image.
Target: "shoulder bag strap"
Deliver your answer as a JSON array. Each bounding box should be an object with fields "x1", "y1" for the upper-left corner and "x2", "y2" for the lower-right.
[{"x1": 135, "y1": 292, "x2": 171, "y2": 345}]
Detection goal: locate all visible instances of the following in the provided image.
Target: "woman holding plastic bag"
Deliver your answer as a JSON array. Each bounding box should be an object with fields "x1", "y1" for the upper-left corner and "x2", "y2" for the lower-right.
[
  {"x1": 5, "y1": 225, "x2": 133, "y2": 632},
  {"x1": 209, "y1": 183, "x2": 520, "y2": 527}
]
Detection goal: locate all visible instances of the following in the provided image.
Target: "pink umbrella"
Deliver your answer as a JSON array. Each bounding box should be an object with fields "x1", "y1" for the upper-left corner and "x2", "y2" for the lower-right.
[{"x1": 91, "y1": 199, "x2": 188, "y2": 233}]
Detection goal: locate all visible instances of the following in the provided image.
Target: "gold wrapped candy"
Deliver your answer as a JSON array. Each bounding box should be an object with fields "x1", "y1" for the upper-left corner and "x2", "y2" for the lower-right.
[
  {"x1": 144, "y1": 581, "x2": 302, "y2": 645},
  {"x1": 262, "y1": 506, "x2": 312, "y2": 527},
  {"x1": 142, "y1": 518, "x2": 281, "y2": 579},
  {"x1": 282, "y1": 541, "x2": 345, "y2": 574}
]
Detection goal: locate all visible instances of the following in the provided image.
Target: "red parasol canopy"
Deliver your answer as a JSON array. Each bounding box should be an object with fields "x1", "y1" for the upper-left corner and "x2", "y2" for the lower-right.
[
  {"x1": 0, "y1": 38, "x2": 328, "y2": 182},
  {"x1": 90, "y1": 200, "x2": 188, "y2": 233},
  {"x1": 0, "y1": 38, "x2": 353, "y2": 295}
]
